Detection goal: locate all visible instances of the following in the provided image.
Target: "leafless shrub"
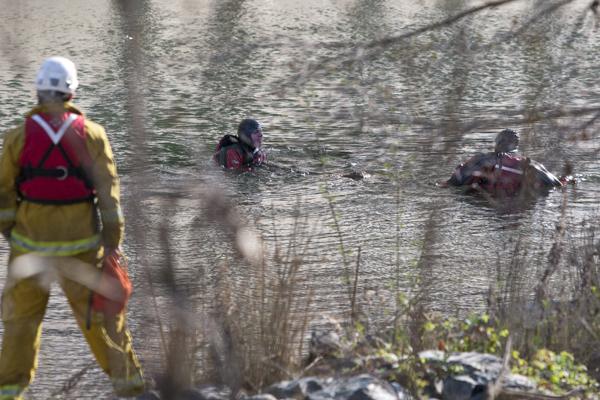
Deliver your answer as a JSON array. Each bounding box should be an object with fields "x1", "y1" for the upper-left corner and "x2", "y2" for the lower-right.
[{"x1": 488, "y1": 197, "x2": 600, "y2": 378}]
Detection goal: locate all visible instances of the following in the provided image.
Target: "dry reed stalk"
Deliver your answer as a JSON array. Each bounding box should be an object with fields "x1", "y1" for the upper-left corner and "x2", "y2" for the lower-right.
[
  {"x1": 48, "y1": 362, "x2": 95, "y2": 399},
  {"x1": 350, "y1": 246, "x2": 362, "y2": 324}
]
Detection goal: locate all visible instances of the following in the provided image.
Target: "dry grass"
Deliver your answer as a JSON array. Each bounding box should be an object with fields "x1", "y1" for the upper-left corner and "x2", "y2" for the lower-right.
[
  {"x1": 128, "y1": 189, "x2": 317, "y2": 398},
  {"x1": 488, "y1": 189, "x2": 600, "y2": 379}
]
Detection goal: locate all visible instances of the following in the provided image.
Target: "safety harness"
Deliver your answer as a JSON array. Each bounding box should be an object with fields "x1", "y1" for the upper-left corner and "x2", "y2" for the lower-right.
[
  {"x1": 17, "y1": 112, "x2": 95, "y2": 204},
  {"x1": 482, "y1": 153, "x2": 525, "y2": 195}
]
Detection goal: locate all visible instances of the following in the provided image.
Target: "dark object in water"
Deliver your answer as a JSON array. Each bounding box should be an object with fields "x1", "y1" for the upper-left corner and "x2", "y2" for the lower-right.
[{"x1": 342, "y1": 171, "x2": 368, "y2": 181}]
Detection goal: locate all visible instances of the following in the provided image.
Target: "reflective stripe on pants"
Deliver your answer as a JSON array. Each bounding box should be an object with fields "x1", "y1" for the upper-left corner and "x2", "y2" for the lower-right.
[
  {"x1": 10, "y1": 231, "x2": 101, "y2": 256},
  {"x1": 0, "y1": 384, "x2": 23, "y2": 400}
]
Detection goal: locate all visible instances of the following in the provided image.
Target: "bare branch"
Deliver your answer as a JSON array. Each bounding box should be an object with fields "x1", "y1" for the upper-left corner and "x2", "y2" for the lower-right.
[
  {"x1": 374, "y1": 105, "x2": 600, "y2": 134},
  {"x1": 288, "y1": 0, "x2": 586, "y2": 88},
  {"x1": 363, "y1": 0, "x2": 519, "y2": 50},
  {"x1": 294, "y1": 0, "x2": 522, "y2": 83},
  {"x1": 476, "y1": 0, "x2": 580, "y2": 52}
]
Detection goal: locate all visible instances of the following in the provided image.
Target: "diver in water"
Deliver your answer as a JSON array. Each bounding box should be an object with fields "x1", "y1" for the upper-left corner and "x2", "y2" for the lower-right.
[
  {"x1": 441, "y1": 129, "x2": 563, "y2": 196},
  {"x1": 214, "y1": 118, "x2": 266, "y2": 171}
]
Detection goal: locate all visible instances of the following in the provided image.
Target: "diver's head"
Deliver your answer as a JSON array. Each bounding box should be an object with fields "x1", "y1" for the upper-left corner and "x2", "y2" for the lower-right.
[
  {"x1": 494, "y1": 129, "x2": 519, "y2": 153},
  {"x1": 237, "y1": 118, "x2": 263, "y2": 150}
]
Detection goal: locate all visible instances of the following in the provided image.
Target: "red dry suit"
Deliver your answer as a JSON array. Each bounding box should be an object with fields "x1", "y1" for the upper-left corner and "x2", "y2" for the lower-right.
[
  {"x1": 447, "y1": 151, "x2": 562, "y2": 196},
  {"x1": 213, "y1": 134, "x2": 266, "y2": 171}
]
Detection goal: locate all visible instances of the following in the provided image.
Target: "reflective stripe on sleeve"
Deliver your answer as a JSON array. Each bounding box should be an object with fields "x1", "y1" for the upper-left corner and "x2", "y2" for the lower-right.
[
  {"x1": 101, "y1": 206, "x2": 124, "y2": 223},
  {"x1": 10, "y1": 231, "x2": 101, "y2": 256},
  {"x1": 0, "y1": 384, "x2": 24, "y2": 399},
  {"x1": 496, "y1": 164, "x2": 523, "y2": 175},
  {"x1": 0, "y1": 208, "x2": 16, "y2": 221}
]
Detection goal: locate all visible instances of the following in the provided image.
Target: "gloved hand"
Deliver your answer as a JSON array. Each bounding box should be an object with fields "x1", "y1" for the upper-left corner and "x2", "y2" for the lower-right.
[
  {"x1": 252, "y1": 148, "x2": 266, "y2": 165},
  {"x1": 104, "y1": 246, "x2": 122, "y2": 259},
  {"x1": 92, "y1": 246, "x2": 131, "y2": 316}
]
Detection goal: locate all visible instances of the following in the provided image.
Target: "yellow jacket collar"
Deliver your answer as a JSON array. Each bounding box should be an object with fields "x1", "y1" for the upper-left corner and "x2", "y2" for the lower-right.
[{"x1": 26, "y1": 102, "x2": 84, "y2": 118}]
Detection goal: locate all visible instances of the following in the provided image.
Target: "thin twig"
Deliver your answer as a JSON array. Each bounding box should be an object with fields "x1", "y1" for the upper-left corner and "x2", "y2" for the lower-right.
[
  {"x1": 350, "y1": 246, "x2": 362, "y2": 323},
  {"x1": 291, "y1": 0, "x2": 582, "y2": 84},
  {"x1": 48, "y1": 362, "x2": 95, "y2": 399},
  {"x1": 477, "y1": 0, "x2": 579, "y2": 52},
  {"x1": 578, "y1": 316, "x2": 600, "y2": 341},
  {"x1": 299, "y1": 355, "x2": 323, "y2": 377},
  {"x1": 488, "y1": 335, "x2": 512, "y2": 400}
]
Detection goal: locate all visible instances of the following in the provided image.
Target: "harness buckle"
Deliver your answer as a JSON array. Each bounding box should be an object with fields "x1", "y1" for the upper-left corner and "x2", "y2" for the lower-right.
[{"x1": 56, "y1": 166, "x2": 68, "y2": 180}]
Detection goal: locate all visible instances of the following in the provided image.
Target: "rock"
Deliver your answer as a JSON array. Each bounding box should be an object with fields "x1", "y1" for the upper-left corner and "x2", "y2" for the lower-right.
[
  {"x1": 418, "y1": 351, "x2": 537, "y2": 399},
  {"x1": 442, "y1": 375, "x2": 485, "y2": 400},
  {"x1": 446, "y1": 352, "x2": 502, "y2": 383},
  {"x1": 502, "y1": 374, "x2": 536, "y2": 392},
  {"x1": 418, "y1": 350, "x2": 445, "y2": 364},
  {"x1": 181, "y1": 385, "x2": 230, "y2": 400},
  {"x1": 265, "y1": 374, "x2": 408, "y2": 400},
  {"x1": 446, "y1": 352, "x2": 535, "y2": 392},
  {"x1": 307, "y1": 374, "x2": 401, "y2": 400},
  {"x1": 242, "y1": 394, "x2": 278, "y2": 400},
  {"x1": 390, "y1": 382, "x2": 415, "y2": 400},
  {"x1": 309, "y1": 330, "x2": 342, "y2": 358},
  {"x1": 265, "y1": 377, "x2": 325, "y2": 399}
]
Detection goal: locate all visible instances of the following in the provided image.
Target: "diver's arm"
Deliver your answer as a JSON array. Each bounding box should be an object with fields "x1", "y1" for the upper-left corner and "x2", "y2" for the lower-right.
[
  {"x1": 446, "y1": 153, "x2": 492, "y2": 186},
  {"x1": 528, "y1": 160, "x2": 563, "y2": 187}
]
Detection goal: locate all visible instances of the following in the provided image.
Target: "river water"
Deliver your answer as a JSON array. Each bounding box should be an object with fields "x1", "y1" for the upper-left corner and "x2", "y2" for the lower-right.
[{"x1": 1, "y1": 0, "x2": 599, "y2": 398}]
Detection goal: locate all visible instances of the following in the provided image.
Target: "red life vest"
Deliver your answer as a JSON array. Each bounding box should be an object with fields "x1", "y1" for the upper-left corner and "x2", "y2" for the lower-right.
[
  {"x1": 17, "y1": 112, "x2": 95, "y2": 204},
  {"x1": 213, "y1": 134, "x2": 254, "y2": 169},
  {"x1": 481, "y1": 153, "x2": 525, "y2": 195}
]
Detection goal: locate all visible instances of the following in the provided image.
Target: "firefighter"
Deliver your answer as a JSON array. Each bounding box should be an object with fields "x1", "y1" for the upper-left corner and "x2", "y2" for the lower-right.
[
  {"x1": 442, "y1": 129, "x2": 563, "y2": 196},
  {"x1": 0, "y1": 57, "x2": 144, "y2": 399},
  {"x1": 213, "y1": 118, "x2": 266, "y2": 171}
]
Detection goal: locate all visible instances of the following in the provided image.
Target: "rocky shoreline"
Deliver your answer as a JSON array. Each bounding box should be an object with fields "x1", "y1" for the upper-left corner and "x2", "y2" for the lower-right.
[{"x1": 135, "y1": 329, "x2": 595, "y2": 400}]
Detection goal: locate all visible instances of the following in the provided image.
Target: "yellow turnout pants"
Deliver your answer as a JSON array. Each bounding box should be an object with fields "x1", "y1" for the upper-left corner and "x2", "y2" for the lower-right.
[{"x1": 0, "y1": 250, "x2": 144, "y2": 399}]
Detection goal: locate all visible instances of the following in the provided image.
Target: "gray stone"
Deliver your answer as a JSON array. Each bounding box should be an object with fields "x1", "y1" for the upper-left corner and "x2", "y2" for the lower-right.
[
  {"x1": 502, "y1": 373, "x2": 536, "y2": 391},
  {"x1": 310, "y1": 330, "x2": 342, "y2": 358},
  {"x1": 265, "y1": 377, "x2": 325, "y2": 399},
  {"x1": 191, "y1": 385, "x2": 231, "y2": 400},
  {"x1": 243, "y1": 394, "x2": 278, "y2": 400},
  {"x1": 418, "y1": 350, "x2": 445, "y2": 364},
  {"x1": 418, "y1": 352, "x2": 538, "y2": 399},
  {"x1": 446, "y1": 352, "x2": 502, "y2": 384},
  {"x1": 390, "y1": 382, "x2": 415, "y2": 400},
  {"x1": 442, "y1": 375, "x2": 484, "y2": 400},
  {"x1": 307, "y1": 374, "x2": 399, "y2": 400}
]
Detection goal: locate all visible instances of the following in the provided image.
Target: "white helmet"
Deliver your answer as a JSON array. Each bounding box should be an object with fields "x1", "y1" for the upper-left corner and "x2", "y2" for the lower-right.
[{"x1": 35, "y1": 56, "x2": 79, "y2": 95}]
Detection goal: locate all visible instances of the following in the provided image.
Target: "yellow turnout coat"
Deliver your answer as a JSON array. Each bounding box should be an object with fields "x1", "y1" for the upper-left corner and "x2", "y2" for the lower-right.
[{"x1": 0, "y1": 102, "x2": 143, "y2": 399}]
